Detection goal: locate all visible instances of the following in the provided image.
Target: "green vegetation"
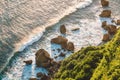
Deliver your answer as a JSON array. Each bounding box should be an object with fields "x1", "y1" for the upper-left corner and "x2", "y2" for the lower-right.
[{"x1": 53, "y1": 29, "x2": 120, "y2": 80}]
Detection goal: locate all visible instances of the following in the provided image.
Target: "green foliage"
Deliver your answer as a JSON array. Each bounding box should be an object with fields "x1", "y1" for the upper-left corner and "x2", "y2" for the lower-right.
[{"x1": 54, "y1": 30, "x2": 120, "y2": 80}]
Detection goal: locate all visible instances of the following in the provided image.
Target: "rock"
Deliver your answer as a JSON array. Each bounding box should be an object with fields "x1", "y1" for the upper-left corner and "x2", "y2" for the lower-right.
[
  {"x1": 35, "y1": 49, "x2": 51, "y2": 67},
  {"x1": 29, "y1": 78, "x2": 37, "y2": 80},
  {"x1": 59, "y1": 52, "x2": 65, "y2": 57},
  {"x1": 60, "y1": 25, "x2": 66, "y2": 34},
  {"x1": 71, "y1": 28, "x2": 80, "y2": 31},
  {"x1": 61, "y1": 42, "x2": 67, "y2": 50},
  {"x1": 99, "y1": 10, "x2": 111, "y2": 17},
  {"x1": 41, "y1": 75, "x2": 51, "y2": 80},
  {"x1": 102, "y1": 21, "x2": 107, "y2": 28},
  {"x1": 51, "y1": 36, "x2": 68, "y2": 44},
  {"x1": 116, "y1": 20, "x2": 120, "y2": 25},
  {"x1": 67, "y1": 42, "x2": 75, "y2": 51},
  {"x1": 57, "y1": 48, "x2": 61, "y2": 52},
  {"x1": 23, "y1": 60, "x2": 32, "y2": 65},
  {"x1": 107, "y1": 25, "x2": 117, "y2": 35},
  {"x1": 102, "y1": 34, "x2": 110, "y2": 42},
  {"x1": 101, "y1": 0, "x2": 109, "y2": 7},
  {"x1": 111, "y1": 19, "x2": 116, "y2": 23},
  {"x1": 37, "y1": 72, "x2": 44, "y2": 77}
]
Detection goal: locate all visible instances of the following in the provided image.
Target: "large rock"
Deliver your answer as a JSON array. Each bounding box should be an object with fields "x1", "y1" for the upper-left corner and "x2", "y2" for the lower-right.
[
  {"x1": 99, "y1": 10, "x2": 111, "y2": 17},
  {"x1": 60, "y1": 25, "x2": 66, "y2": 34},
  {"x1": 51, "y1": 36, "x2": 68, "y2": 44},
  {"x1": 35, "y1": 49, "x2": 51, "y2": 67},
  {"x1": 101, "y1": 0, "x2": 109, "y2": 7},
  {"x1": 116, "y1": 20, "x2": 120, "y2": 25},
  {"x1": 107, "y1": 25, "x2": 117, "y2": 35},
  {"x1": 23, "y1": 60, "x2": 32, "y2": 65},
  {"x1": 102, "y1": 34, "x2": 110, "y2": 42},
  {"x1": 67, "y1": 42, "x2": 75, "y2": 51}
]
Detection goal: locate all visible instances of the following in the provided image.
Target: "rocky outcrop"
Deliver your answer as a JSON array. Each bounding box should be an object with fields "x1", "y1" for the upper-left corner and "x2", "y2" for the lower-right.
[
  {"x1": 51, "y1": 36, "x2": 68, "y2": 44},
  {"x1": 29, "y1": 78, "x2": 37, "y2": 80},
  {"x1": 116, "y1": 20, "x2": 120, "y2": 25},
  {"x1": 23, "y1": 60, "x2": 32, "y2": 65},
  {"x1": 102, "y1": 34, "x2": 110, "y2": 42},
  {"x1": 101, "y1": 0, "x2": 109, "y2": 7},
  {"x1": 107, "y1": 25, "x2": 117, "y2": 35},
  {"x1": 35, "y1": 49, "x2": 51, "y2": 67},
  {"x1": 67, "y1": 42, "x2": 75, "y2": 51},
  {"x1": 99, "y1": 10, "x2": 111, "y2": 17},
  {"x1": 60, "y1": 25, "x2": 66, "y2": 34}
]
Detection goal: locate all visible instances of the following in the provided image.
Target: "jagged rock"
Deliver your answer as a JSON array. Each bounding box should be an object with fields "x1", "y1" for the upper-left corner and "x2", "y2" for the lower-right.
[
  {"x1": 29, "y1": 78, "x2": 37, "y2": 80},
  {"x1": 116, "y1": 20, "x2": 120, "y2": 25},
  {"x1": 60, "y1": 25, "x2": 66, "y2": 34},
  {"x1": 37, "y1": 72, "x2": 44, "y2": 77},
  {"x1": 107, "y1": 25, "x2": 117, "y2": 35},
  {"x1": 35, "y1": 49, "x2": 51, "y2": 67},
  {"x1": 67, "y1": 42, "x2": 75, "y2": 51},
  {"x1": 102, "y1": 34, "x2": 110, "y2": 42},
  {"x1": 101, "y1": 0, "x2": 109, "y2": 7},
  {"x1": 102, "y1": 21, "x2": 107, "y2": 28},
  {"x1": 41, "y1": 75, "x2": 51, "y2": 80},
  {"x1": 23, "y1": 60, "x2": 32, "y2": 65},
  {"x1": 51, "y1": 36, "x2": 68, "y2": 44},
  {"x1": 59, "y1": 52, "x2": 65, "y2": 57},
  {"x1": 99, "y1": 10, "x2": 111, "y2": 17}
]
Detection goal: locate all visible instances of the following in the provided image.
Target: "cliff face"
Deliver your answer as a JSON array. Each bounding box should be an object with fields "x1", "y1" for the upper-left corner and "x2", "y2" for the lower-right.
[{"x1": 53, "y1": 29, "x2": 120, "y2": 80}]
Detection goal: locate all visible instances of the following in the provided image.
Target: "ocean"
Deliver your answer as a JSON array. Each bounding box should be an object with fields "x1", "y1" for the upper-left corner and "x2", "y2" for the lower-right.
[{"x1": 0, "y1": 0, "x2": 120, "y2": 80}]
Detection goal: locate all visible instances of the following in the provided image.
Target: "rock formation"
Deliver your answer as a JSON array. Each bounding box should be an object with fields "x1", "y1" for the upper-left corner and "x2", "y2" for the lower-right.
[
  {"x1": 102, "y1": 34, "x2": 110, "y2": 42},
  {"x1": 101, "y1": 0, "x2": 109, "y2": 7},
  {"x1": 99, "y1": 10, "x2": 111, "y2": 17},
  {"x1": 60, "y1": 25, "x2": 66, "y2": 34}
]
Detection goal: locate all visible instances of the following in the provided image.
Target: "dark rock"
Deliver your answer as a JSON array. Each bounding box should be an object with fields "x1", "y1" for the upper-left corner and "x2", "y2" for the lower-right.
[
  {"x1": 102, "y1": 21, "x2": 107, "y2": 28},
  {"x1": 107, "y1": 25, "x2": 117, "y2": 35},
  {"x1": 99, "y1": 10, "x2": 111, "y2": 17},
  {"x1": 67, "y1": 42, "x2": 75, "y2": 51},
  {"x1": 116, "y1": 20, "x2": 120, "y2": 25},
  {"x1": 57, "y1": 48, "x2": 61, "y2": 52},
  {"x1": 60, "y1": 25, "x2": 66, "y2": 34},
  {"x1": 29, "y1": 78, "x2": 37, "y2": 80},
  {"x1": 71, "y1": 28, "x2": 80, "y2": 31},
  {"x1": 37, "y1": 72, "x2": 44, "y2": 77},
  {"x1": 23, "y1": 60, "x2": 32, "y2": 65},
  {"x1": 102, "y1": 34, "x2": 110, "y2": 42},
  {"x1": 59, "y1": 52, "x2": 65, "y2": 57},
  {"x1": 101, "y1": 0, "x2": 109, "y2": 7}
]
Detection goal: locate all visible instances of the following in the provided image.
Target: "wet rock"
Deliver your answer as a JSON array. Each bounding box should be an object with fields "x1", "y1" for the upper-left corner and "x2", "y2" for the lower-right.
[
  {"x1": 35, "y1": 49, "x2": 51, "y2": 67},
  {"x1": 116, "y1": 20, "x2": 120, "y2": 25},
  {"x1": 54, "y1": 56, "x2": 58, "y2": 59},
  {"x1": 51, "y1": 36, "x2": 68, "y2": 44},
  {"x1": 59, "y1": 52, "x2": 65, "y2": 57},
  {"x1": 102, "y1": 21, "x2": 107, "y2": 28},
  {"x1": 23, "y1": 60, "x2": 32, "y2": 65},
  {"x1": 29, "y1": 78, "x2": 37, "y2": 80},
  {"x1": 67, "y1": 42, "x2": 75, "y2": 51},
  {"x1": 41, "y1": 75, "x2": 51, "y2": 80},
  {"x1": 57, "y1": 48, "x2": 61, "y2": 52},
  {"x1": 37, "y1": 72, "x2": 44, "y2": 77},
  {"x1": 71, "y1": 28, "x2": 80, "y2": 31},
  {"x1": 101, "y1": 0, "x2": 109, "y2": 7},
  {"x1": 60, "y1": 25, "x2": 66, "y2": 34},
  {"x1": 61, "y1": 42, "x2": 67, "y2": 50},
  {"x1": 111, "y1": 19, "x2": 116, "y2": 23},
  {"x1": 99, "y1": 10, "x2": 111, "y2": 17},
  {"x1": 102, "y1": 34, "x2": 110, "y2": 42},
  {"x1": 107, "y1": 25, "x2": 117, "y2": 35}
]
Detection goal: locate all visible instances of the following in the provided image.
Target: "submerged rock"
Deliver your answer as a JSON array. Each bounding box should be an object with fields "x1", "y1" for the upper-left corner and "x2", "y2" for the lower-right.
[
  {"x1": 60, "y1": 25, "x2": 66, "y2": 34},
  {"x1": 35, "y1": 49, "x2": 51, "y2": 67},
  {"x1": 101, "y1": 0, "x2": 109, "y2": 7},
  {"x1": 99, "y1": 10, "x2": 111, "y2": 17},
  {"x1": 102, "y1": 34, "x2": 110, "y2": 42},
  {"x1": 59, "y1": 52, "x2": 65, "y2": 57},
  {"x1": 67, "y1": 42, "x2": 75, "y2": 51},
  {"x1": 23, "y1": 60, "x2": 32, "y2": 65}
]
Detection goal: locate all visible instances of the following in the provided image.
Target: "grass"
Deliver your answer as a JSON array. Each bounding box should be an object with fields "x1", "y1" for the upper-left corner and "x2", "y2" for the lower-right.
[{"x1": 53, "y1": 29, "x2": 120, "y2": 80}]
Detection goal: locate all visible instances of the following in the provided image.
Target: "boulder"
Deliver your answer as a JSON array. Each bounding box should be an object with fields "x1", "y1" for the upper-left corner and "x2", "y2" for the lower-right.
[
  {"x1": 99, "y1": 10, "x2": 111, "y2": 17},
  {"x1": 101, "y1": 0, "x2": 109, "y2": 7},
  {"x1": 67, "y1": 42, "x2": 75, "y2": 51},
  {"x1": 29, "y1": 78, "x2": 37, "y2": 80},
  {"x1": 102, "y1": 34, "x2": 110, "y2": 42},
  {"x1": 35, "y1": 49, "x2": 51, "y2": 67},
  {"x1": 102, "y1": 21, "x2": 107, "y2": 28},
  {"x1": 60, "y1": 25, "x2": 66, "y2": 34},
  {"x1": 116, "y1": 20, "x2": 120, "y2": 25},
  {"x1": 51, "y1": 36, "x2": 68, "y2": 44},
  {"x1": 23, "y1": 60, "x2": 32, "y2": 65},
  {"x1": 107, "y1": 25, "x2": 117, "y2": 35}
]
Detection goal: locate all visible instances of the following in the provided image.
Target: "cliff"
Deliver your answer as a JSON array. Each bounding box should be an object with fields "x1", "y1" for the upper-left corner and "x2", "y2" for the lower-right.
[{"x1": 53, "y1": 29, "x2": 120, "y2": 80}]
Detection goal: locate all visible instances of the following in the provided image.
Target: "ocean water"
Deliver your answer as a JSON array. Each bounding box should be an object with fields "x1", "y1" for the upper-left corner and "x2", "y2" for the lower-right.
[{"x1": 0, "y1": 0, "x2": 120, "y2": 80}]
